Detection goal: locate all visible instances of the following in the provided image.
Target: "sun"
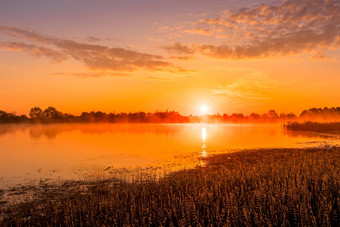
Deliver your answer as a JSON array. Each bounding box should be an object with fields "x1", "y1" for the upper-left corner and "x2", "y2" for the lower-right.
[{"x1": 199, "y1": 104, "x2": 209, "y2": 115}]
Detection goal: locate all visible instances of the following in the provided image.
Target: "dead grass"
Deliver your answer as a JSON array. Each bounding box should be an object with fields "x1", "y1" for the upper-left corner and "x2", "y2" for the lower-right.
[
  {"x1": 1, "y1": 146, "x2": 339, "y2": 226},
  {"x1": 285, "y1": 121, "x2": 340, "y2": 133}
]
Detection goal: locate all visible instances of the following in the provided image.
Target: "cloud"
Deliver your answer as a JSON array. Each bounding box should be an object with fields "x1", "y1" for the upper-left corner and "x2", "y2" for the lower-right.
[
  {"x1": 162, "y1": 42, "x2": 195, "y2": 55},
  {"x1": 52, "y1": 72, "x2": 130, "y2": 78},
  {"x1": 85, "y1": 36, "x2": 101, "y2": 43},
  {"x1": 145, "y1": 74, "x2": 186, "y2": 81},
  {"x1": 170, "y1": 56, "x2": 194, "y2": 61},
  {"x1": 171, "y1": 0, "x2": 340, "y2": 59},
  {"x1": 0, "y1": 41, "x2": 67, "y2": 63},
  {"x1": 0, "y1": 26, "x2": 187, "y2": 73},
  {"x1": 0, "y1": 26, "x2": 51, "y2": 43},
  {"x1": 147, "y1": 36, "x2": 164, "y2": 42},
  {"x1": 184, "y1": 28, "x2": 212, "y2": 36},
  {"x1": 212, "y1": 81, "x2": 269, "y2": 101},
  {"x1": 310, "y1": 51, "x2": 333, "y2": 61},
  {"x1": 211, "y1": 73, "x2": 282, "y2": 103}
]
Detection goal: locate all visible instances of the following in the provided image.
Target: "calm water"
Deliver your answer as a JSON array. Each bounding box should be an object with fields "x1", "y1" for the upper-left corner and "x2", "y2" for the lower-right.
[{"x1": 0, "y1": 123, "x2": 339, "y2": 188}]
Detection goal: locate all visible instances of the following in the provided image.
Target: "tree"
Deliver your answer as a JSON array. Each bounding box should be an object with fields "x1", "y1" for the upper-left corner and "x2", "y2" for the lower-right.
[
  {"x1": 29, "y1": 107, "x2": 43, "y2": 120},
  {"x1": 43, "y1": 107, "x2": 63, "y2": 121}
]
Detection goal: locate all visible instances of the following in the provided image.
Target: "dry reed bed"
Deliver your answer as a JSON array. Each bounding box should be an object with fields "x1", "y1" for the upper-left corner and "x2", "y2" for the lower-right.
[
  {"x1": 1, "y1": 146, "x2": 339, "y2": 226},
  {"x1": 285, "y1": 121, "x2": 340, "y2": 133}
]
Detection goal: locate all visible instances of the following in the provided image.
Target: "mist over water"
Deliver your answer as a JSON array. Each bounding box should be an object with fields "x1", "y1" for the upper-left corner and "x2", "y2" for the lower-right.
[{"x1": 0, "y1": 123, "x2": 339, "y2": 188}]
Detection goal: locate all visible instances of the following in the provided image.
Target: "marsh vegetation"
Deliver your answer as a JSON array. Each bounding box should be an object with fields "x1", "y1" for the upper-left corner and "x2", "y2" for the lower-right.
[
  {"x1": 1, "y1": 146, "x2": 339, "y2": 226},
  {"x1": 285, "y1": 121, "x2": 340, "y2": 133}
]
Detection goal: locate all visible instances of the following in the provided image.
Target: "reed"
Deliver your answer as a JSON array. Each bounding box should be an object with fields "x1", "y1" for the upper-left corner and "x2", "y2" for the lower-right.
[
  {"x1": 285, "y1": 121, "x2": 340, "y2": 133},
  {"x1": 1, "y1": 147, "x2": 339, "y2": 226}
]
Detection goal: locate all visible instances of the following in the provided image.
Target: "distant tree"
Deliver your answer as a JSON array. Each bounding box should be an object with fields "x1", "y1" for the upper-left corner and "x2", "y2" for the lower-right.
[
  {"x1": 261, "y1": 113, "x2": 269, "y2": 122},
  {"x1": 138, "y1": 112, "x2": 147, "y2": 123},
  {"x1": 44, "y1": 107, "x2": 57, "y2": 119},
  {"x1": 80, "y1": 112, "x2": 92, "y2": 122},
  {"x1": 299, "y1": 107, "x2": 340, "y2": 121},
  {"x1": 268, "y1": 110, "x2": 278, "y2": 119},
  {"x1": 19, "y1": 115, "x2": 29, "y2": 122},
  {"x1": 249, "y1": 113, "x2": 261, "y2": 121},
  {"x1": 279, "y1": 113, "x2": 286, "y2": 119},
  {"x1": 107, "y1": 113, "x2": 117, "y2": 123},
  {"x1": 3, "y1": 105, "x2": 339, "y2": 124},
  {"x1": 43, "y1": 107, "x2": 63, "y2": 121},
  {"x1": 29, "y1": 107, "x2": 44, "y2": 120},
  {"x1": 0, "y1": 110, "x2": 9, "y2": 122},
  {"x1": 286, "y1": 113, "x2": 297, "y2": 119},
  {"x1": 229, "y1": 113, "x2": 244, "y2": 123},
  {"x1": 94, "y1": 111, "x2": 106, "y2": 122},
  {"x1": 0, "y1": 110, "x2": 29, "y2": 123},
  {"x1": 0, "y1": 110, "x2": 6, "y2": 118}
]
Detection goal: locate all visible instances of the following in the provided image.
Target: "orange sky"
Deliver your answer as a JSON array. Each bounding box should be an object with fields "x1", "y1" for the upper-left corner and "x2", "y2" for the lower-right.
[{"x1": 0, "y1": 0, "x2": 339, "y2": 116}]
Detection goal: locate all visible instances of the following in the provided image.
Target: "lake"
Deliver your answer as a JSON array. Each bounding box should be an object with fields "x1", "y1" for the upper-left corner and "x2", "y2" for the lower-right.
[{"x1": 0, "y1": 123, "x2": 339, "y2": 188}]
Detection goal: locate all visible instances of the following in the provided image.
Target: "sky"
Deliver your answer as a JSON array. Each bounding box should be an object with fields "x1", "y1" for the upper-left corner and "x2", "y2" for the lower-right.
[{"x1": 0, "y1": 0, "x2": 339, "y2": 116}]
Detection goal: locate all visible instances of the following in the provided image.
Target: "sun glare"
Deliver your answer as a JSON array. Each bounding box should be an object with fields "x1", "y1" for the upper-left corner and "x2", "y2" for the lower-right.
[{"x1": 199, "y1": 104, "x2": 209, "y2": 115}]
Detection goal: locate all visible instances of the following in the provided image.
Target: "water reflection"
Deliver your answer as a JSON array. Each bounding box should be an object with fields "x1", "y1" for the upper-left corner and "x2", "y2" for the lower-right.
[
  {"x1": 0, "y1": 123, "x2": 339, "y2": 188},
  {"x1": 29, "y1": 126, "x2": 59, "y2": 140},
  {"x1": 285, "y1": 129, "x2": 340, "y2": 139},
  {"x1": 0, "y1": 123, "x2": 339, "y2": 141},
  {"x1": 201, "y1": 127, "x2": 207, "y2": 158},
  {"x1": 25, "y1": 124, "x2": 182, "y2": 140},
  {"x1": 200, "y1": 127, "x2": 208, "y2": 166}
]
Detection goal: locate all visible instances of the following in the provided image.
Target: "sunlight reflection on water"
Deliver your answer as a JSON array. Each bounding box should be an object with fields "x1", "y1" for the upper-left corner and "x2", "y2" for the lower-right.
[
  {"x1": 0, "y1": 123, "x2": 339, "y2": 188},
  {"x1": 201, "y1": 127, "x2": 208, "y2": 158}
]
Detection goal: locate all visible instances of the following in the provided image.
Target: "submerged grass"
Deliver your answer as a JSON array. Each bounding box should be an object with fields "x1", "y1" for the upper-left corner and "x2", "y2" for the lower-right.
[{"x1": 1, "y1": 147, "x2": 339, "y2": 226}]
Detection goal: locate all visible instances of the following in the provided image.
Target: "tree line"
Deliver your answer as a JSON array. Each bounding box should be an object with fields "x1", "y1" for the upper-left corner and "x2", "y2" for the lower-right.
[{"x1": 0, "y1": 106, "x2": 339, "y2": 123}]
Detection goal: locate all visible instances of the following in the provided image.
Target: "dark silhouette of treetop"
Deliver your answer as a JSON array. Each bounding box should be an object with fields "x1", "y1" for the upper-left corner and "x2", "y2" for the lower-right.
[
  {"x1": 0, "y1": 106, "x2": 339, "y2": 124},
  {"x1": 29, "y1": 107, "x2": 43, "y2": 120}
]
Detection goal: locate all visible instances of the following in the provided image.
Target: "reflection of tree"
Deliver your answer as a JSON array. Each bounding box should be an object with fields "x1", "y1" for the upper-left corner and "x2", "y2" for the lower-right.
[
  {"x1": 284, "y1": 129, "x2": 337, "y2": 139},
  {"x1": 0, "y1": 124, "x2": 31, "y2": 136},
  {"x1": 23, "y1": 124, "x2": 182, "y2": 140},
  {"x1": 29, "y1": 127, "x2": 59, "y2": 140}
]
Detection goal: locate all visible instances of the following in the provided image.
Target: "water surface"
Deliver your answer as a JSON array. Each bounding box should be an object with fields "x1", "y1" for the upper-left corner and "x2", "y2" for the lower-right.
[{"x1": 0, "y1": 123, "x2": 339, "y2": 188}]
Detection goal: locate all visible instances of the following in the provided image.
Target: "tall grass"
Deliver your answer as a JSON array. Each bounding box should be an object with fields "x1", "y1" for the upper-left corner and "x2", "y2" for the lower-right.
[
  {"x1": 1, "y1": 147, "x2": 339, "y2": 226},
  {"x1": 285, "y1": 121, "x2": 340, "y2": 133}
]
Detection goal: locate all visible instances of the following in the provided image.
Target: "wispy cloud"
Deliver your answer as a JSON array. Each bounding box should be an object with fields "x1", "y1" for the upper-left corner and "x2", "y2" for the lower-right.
[
  {"x1": 184, "y1": 28, "x2": 212, "y2": 36},
  {"x1": 85, "y1": 36, "x2": 101, "y2": 43},
  {"x1": 52, "y1": 72, "x2": 130, "y2": 78},
  {"x1": 145, "y1": 74, "x2": 186, "y2": 81},
  {"x1": 212, "y1": 81, "x2": 269, "y2": 101},
  {"x1": 0, "y1": 41, "x2": 67, "y2": 63},
  {"x1": 170, "y1": 56, "x2": 194, "y2": 61},
  {"x1": 211, "y1": 73, "x2": 282, "y2": 103},
  {"x1": 162, "y1": 42, "x2": 195, "y2": 55},
  {"x1": 165, "y1": 0, "x2": 340, "y2": 60},
  {"x1": 0, "y1": 26, "x2": 188, "y2": 73}
]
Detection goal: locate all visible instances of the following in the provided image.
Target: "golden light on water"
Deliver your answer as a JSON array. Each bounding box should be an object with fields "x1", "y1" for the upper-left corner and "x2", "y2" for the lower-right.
[
  {"x1": 201, "y1": 127, "x2": 208, "y2": 158},
  {"x1": 201, "y1": 127, "x2": 207, "y2": 141}
]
